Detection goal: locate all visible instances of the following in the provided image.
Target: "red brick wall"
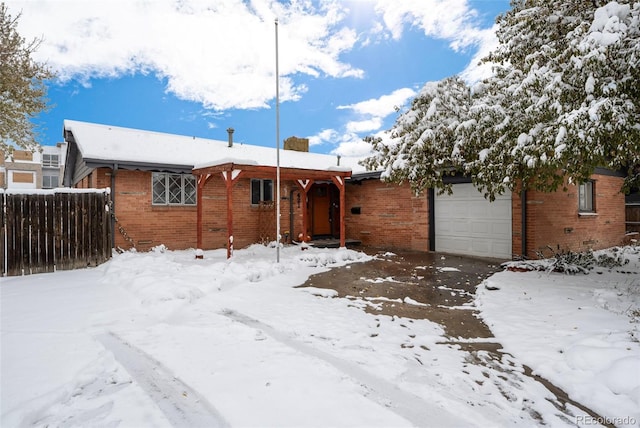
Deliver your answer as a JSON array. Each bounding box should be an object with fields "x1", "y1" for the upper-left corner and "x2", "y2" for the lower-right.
[
  {"x1": 198, "y1": 175, "x2": 300, "y2": 250},
  {"x1": 109, "y1": 170, "x2": 196, "y2": 251},
  {"x1": 76, "y1": 169, "x2": 105, "y2": 189},
  {"x1": 511, "y1": 186, "x2": 524, "y2": 258},
  {"x1": 524, "y1": 173, "x2": 626, "y2": 258},
  {"x1": 84, "y1": 168, "x2": 301, "y2": 251},
  {"x1": 78, "y1": 168, "x2": 624, "y2": 256},
  {"x1": 345, "y1": 179, "x2": 429, "y2": 251}
]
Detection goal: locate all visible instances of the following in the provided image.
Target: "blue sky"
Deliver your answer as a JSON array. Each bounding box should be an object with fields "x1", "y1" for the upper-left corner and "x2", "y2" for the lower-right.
[{"x1": 9, "y1": 0, "x2": 511, "y2": 157}]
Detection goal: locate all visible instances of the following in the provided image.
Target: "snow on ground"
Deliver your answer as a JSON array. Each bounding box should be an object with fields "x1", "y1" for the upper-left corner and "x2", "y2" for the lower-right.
[
  {"x1": 477, "y1": 246, "x2": 640, "y2": 428},
  {"x1": 1, "y1": 243, "x2": 638, "y2": 427}
]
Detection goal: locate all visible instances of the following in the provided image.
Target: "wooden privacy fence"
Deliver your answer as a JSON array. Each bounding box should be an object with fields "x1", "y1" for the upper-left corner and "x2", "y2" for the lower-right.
[
  {"x1": 627, "y1": 203, "x2": 640, "y2": 234},
  {"x1": 1, "y1": 189, "x2": 112, "y2": 276}
]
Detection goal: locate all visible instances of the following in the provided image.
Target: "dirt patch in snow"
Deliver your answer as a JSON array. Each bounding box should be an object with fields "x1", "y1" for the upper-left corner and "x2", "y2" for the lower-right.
[{"x1": 303, "y1": 248, "x2": 500, "y2": 339}]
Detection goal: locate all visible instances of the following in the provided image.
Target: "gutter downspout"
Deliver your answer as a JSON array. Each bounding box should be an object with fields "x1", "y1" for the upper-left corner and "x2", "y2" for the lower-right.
[
  {"x1": 428, "y1": 188, "x2": 435, "y2": 251},
  {"x1": 521, "y1": 189, "x2": 527, "y2": 259},
  {"x1": 111, "y1": 163, "x2": 118, "y2": 249},
  {"x1": 2, "y1": 192, "x2": 6, "y2": 276}
]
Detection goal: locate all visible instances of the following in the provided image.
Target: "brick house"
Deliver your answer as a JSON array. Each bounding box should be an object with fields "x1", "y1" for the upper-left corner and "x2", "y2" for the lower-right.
[
  {"x1": 62, "y1": 120, "x2": 359, "y2": 254},
  {"x1": 62, "y1": 120, "x2": 626, "y2": 260},
  {"x1": 345, "y1": 172, "x2": 626, "y2": 259}
]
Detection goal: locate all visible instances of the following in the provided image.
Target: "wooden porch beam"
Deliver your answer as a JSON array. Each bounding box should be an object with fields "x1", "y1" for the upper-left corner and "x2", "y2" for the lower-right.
[{"x1": 193, "y1": 163, "x2": 351, "y2": 182}]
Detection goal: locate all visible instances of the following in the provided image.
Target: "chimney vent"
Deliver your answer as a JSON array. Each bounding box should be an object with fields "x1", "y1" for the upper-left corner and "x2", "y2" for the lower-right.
[
  {"x1": 337, "y1": 155, "x2": 341, "y2": 166},
  {"x1": 227, "y1": 127, "x2": 235, "y2": 147}
]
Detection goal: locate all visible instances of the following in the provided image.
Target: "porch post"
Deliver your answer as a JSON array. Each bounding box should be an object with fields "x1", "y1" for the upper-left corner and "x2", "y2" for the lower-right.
[
  {"x1": 222, "y1": 169, "x2": 243, "y2": 259},
  {"x1": 195, "y1": 173, "x2": 211, "y2": 259},
  {"x1": 224, "y1": 172, "x2": 234, "y2": 259},
  {"x1": 331, "y1": 176, "x2": 346, "y2": 248},
  {"x1": 296, "y1": 179, "x2": 314, "y2": 242}
]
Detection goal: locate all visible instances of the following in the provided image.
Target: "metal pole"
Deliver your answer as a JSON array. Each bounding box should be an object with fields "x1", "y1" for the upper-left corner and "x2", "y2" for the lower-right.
[{"x1": 275, "y1": 18, "x2": 281, "y2": 263}]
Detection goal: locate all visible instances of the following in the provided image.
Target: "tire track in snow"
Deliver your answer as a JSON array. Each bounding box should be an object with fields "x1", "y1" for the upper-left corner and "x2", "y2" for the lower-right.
[
  {"x1": 96, "y1": 332, "x2": 229, "y2": 428},
  {"x1": 220, "y1": 309, "x2": 469, "y2": 427}
]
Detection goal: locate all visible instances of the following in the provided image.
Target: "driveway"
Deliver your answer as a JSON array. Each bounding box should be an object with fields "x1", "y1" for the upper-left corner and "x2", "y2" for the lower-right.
[{"x1": 301, "y1": 248, "x2": 613, "y2": 427}]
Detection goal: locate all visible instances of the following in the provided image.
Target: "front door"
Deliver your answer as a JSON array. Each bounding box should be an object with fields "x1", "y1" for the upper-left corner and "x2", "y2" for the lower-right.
[{"x1": 311, "y1": 184, "x2": 332, "y2": 236}]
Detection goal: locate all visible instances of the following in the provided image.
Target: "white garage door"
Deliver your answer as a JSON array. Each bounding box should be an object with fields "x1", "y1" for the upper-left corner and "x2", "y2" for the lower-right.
[{"x1": 434, "y1": 183, "x2": 512, "y2": 259}]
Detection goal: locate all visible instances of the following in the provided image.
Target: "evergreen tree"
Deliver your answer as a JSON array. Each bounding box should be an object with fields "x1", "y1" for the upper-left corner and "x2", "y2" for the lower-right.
[
  {"x1": 364, "y1": 0, "x2": 640, "y2": 199},
  {"x1": 0, "y1": 3, "x2": 54, "y2": 156}
]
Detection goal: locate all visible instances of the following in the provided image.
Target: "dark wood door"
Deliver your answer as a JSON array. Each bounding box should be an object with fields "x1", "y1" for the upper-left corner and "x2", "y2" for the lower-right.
[{"x1": 312, "y1": 184, "x2": 331, "y2": 236}]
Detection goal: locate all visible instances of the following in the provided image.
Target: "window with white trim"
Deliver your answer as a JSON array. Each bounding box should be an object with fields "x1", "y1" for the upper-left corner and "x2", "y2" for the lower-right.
[
  {"x1": 578, "y1": 181, "x2": 595, "y2": 212},
  {"x1": 251, "y1": 179, "x2": 273, "y2": 205},
  {"x1": 42, "y1": 154, "x2": 59, "y2": 168},
  {"x1": 152, "y1": 173, "x2": 196, "y2": 205},
  {"x1": 42, "y1": 174, "x2": 59, "y2": 189}
]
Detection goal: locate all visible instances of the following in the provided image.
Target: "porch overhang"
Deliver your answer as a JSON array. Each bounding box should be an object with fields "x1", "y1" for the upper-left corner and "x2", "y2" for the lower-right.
[{"x1": 192, "y1": 162, "x2": 352, "y2": 258}]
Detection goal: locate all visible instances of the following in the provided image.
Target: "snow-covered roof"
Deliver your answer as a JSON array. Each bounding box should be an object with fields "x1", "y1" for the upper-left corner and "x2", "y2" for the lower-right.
[{"x1": 64, "y1": 120, "x2": 367, "y2": 174}]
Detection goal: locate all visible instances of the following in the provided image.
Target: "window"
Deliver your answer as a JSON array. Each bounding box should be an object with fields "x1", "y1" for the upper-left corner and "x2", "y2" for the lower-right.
[
  {"x1": 578, "y1": 181, "x2": 595, "y2": 212},
  {"x1": 251, "y1": 179, "x2": 273, "y2": 205},
  {"x1": 152, "y1": 173, "x2": 196, "y2": 205},
  {"x1": 42, "y1": 174, "x2": 59, "y2": 189},
  {"x1": 42, "y1": 154, "x2": 59, "y2": 168}
]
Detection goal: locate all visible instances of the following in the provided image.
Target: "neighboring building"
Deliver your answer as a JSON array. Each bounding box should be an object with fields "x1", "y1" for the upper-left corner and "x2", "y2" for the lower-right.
[
  {"x1": 62, "y1": 119, "x2": 627, "y2": 260},
  {"x1": 41, "y1": 144, "x2": 66, "y2": 189},
  {"x1": 0, "y1": 143, "x2": 67, "y2": 190}
]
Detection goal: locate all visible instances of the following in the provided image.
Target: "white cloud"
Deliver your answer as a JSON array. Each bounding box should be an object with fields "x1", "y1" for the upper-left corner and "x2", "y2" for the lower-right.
[
  {"x1": 306, "y1": 88, "x2": 416, "y2": 157},
  {"x1": 460, "y1": 24, "x2": 500, "y2": 83},
  {"x1": 7, "y1": 0, "x2": 500, "y2": 114},
  {"x1": 308, "y1": 128, "x2": 340, "y2": 147},
  {"x1": 371, "y1": 0, "x2": 487, "y2": 50},
  {"x1": 338, "y1": 87, "x2": 416, "y2": 117},
  {"x1": 6, "y1": 0, "x2": 362, "y2": 110},
  {"x1": 337, "y1": 87, "x2": 415, "y2": 141},
  {"x1": 309, "y1": 128, "x2": 373, "y2": 157},
  {"x1": 345, "y1": 117, "x2": 382, "y2": 133},
  {"x1": 333, "y1": 136, "x2": 374, "y2": 157}
]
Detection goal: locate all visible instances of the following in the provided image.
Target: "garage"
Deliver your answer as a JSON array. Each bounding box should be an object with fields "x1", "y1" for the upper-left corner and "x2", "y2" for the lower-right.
[{"x1": 434, "y1": 183, "x2": 512, "y2": 259}]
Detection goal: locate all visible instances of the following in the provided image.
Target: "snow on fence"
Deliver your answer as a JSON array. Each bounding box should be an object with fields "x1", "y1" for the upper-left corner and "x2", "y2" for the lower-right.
[{"x1": 1, "y1": 189, "x2": 112, "y2": 276}]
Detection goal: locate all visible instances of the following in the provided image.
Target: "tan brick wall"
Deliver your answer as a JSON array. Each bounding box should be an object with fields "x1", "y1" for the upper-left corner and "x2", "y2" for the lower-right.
[
  {"x1": 12, "y1": 171, "x2": 35, "y2": 183},
  {"x1": 12, "y1": 150, "x2": 33, "y2": 161},
  {"x1": 524, "y1": 173, "x2": 626, "y2": 257},
  {"x1": 345, "y1": 179, "x2": 429, "y2": 251},
  {"x1": 283, "y1": 136, "x2": 309, "y2": 152}
]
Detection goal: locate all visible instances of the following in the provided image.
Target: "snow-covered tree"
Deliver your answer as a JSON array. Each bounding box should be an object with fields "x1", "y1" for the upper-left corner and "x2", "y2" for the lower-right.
[
  {"x1": 361, "y1": 76, "x2": 472, "y2": 196},
  {"x1": 364, "y1": 0, "x2": 640, "y2": 199},
  {"x1": 0, "y1": 3, "x2": 54, "y2": 156}
]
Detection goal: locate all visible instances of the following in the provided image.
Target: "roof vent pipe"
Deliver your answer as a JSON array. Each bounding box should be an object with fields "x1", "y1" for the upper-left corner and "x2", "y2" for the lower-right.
[
  {"x1": 227, "y1": 127, "x2": 234, "y2": 147},
  {"x1": 337, "y1": 155, "x2": 341, "y2": 166}
]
